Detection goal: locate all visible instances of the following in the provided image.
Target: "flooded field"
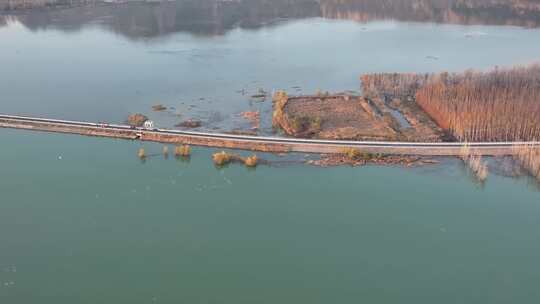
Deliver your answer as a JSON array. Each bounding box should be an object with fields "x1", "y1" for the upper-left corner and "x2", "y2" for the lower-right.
[{"x1": 1, "y1": 1, "x2": 540, "y2": 303}]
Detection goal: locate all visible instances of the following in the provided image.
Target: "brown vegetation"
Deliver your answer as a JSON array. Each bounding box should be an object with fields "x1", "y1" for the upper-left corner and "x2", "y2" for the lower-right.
[
  {"x1": 415, "y1": 65, "x2": 540, "y2": 142},
  {"x1": 309, "y1": 152, "x2": 438, "y2": 167},
  {"x1": 176, "y1": 119, "x2": 202, "y2": 128},
  {"x1": 212, "y1": 151, "x2": 261, "y2": 167},
  {"x1": 339, "y1": 147, "x2": 377, "y2": 161},
  {"x1": 460, "y1": 144, "x2": 489, "y2": 182},
  {"x1": 127, "y1": 113, "x2": 148, "y2": 127},
  {"x1": 361, "y1": 65, "x2": 540, "y2": 142},
  {"x1": 174, "y1": 145, "x2": 191, "y2": 157},
  {"x1": 162, "y1": 145, "x2": 169, "y2": 157},
  {"x1": 212, "y1": 151, "x2": 232, "y2": 166},
  {"x1": 272, "y1": 90, "x2": 289, "y2": 130},
  {"x1": 138, "y1": 148, "x2": 146, "y2": 159},
  {"x1": 361, "y1": 73, "x2": 428, "y2": 99},
  {"x1": 513, "y1": 145, "x2": 540, "y2": 181},
  {"x1": 152, "y1": 104, "x2": 167, "y2": 111},
  {"x1": 240, "y1": 111, "x2": 260, "y2": 130},
  {"x1": 244, "y1": 155, "x2": 258, "y2": 167},
  {"x1": 289, "y1": 114, "x2": 322, "y2": 137}
]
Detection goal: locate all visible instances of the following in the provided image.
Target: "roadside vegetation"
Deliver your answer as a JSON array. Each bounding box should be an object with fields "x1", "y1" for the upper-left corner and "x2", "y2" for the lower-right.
[
  {"x1": 127, "y1": 113, "x2": 148, "y2": 127},
  {"x1": 513, "y1": 145, "x2": 540, "y2": 181},
  {"x1": 340, "y1": 147, "x2": 376, "y2": 161},
  {"x1": 460, "y1": 145, "x2": 489, "y2": 183}
]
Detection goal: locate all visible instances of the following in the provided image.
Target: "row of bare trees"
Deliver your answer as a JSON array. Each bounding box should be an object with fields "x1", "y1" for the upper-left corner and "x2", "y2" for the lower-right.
[
  {"x1": 415, "y1": 65, "x2": 540, "y2": 142},
  {"x1": 362, "y1": 65, "x2": 540, "y2": 142}
]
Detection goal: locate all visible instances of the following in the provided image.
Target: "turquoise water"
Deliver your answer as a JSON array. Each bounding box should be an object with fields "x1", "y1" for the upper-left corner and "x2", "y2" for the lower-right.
[
  {"x1": 1, "y1": 130, "x2": 540, "y2": 303},
  {"x1": 2, "y1": 1, "x2": 540, "y2": 302}
]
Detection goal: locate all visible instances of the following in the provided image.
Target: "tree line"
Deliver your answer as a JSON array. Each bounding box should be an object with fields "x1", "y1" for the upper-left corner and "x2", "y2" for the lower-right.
[{"x1": 361, "y1": 64, "x2": 540, "y2": 142}]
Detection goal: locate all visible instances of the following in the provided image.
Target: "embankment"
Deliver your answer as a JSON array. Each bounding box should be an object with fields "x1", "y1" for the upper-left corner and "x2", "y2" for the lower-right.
[{"x1": 0, "y1": 114, "x2": 537, "y2": 156}]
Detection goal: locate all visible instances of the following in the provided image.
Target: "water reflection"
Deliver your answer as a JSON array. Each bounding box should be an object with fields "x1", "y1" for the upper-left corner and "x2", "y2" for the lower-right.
[
  {"x1": 2, "y1": 0, "x2": 540, "y2": 39},
  {"x1": 321, "y1": 0, "x2": 540, "y2": 28},
  {"x1": 0, "y1": 0, "x2": 321, "y2": 38}
]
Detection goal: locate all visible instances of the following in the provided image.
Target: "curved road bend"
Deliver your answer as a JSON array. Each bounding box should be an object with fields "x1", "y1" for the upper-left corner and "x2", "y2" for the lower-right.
[{"x1": 1, "y1": 114, "x2": 539, "y2": 156}]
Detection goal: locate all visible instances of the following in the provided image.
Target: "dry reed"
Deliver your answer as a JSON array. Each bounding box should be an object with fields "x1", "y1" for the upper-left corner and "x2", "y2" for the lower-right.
[
  {"x1": 460, "y1": 144, "x2": 489, "y2": 182},
  {"x1": 244, "y1": 155, "x2": 258, "y2": 167},
  {"x1": 212, "y1": 151, "x2": 232, "y2": 166},
  {"x1": 138, "y1": 148, "x2": 146, "y2": 159},
  {"x1": 513, "y1": 145, "x2": 540, "y2": 181},
  {"x1": 174, "y1": 145, "x2": 191, "y2": 157}
]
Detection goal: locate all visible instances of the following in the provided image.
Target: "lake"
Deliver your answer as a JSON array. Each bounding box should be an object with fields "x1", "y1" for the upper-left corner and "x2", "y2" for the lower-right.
[{"x1": 1, "y1": 1, "x2": 540, "y2": 303}]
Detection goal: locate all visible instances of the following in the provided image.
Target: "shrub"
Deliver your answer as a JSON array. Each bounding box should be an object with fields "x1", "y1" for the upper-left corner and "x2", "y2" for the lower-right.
[
  {"x1": 175, "y1": 145, "x2": 191, "y2": 157},
  {"x1": 340, "y1": 147, "x2": 362, "y2": 160},
  {"x1": 213, "y1": 151, "x2": 231, "y2": 166},
  {"x1": 244, "y1": 155, "x2": 258, "y2": 167},
  {"x1": 290, "y1": 115, "x2": 321, "y2": 135},
  {"x1": 138, "y1": 148, "x2": 146, "y2": 159},
  {"x1": 127, "y1": 113, "x2": 148, "y2": 127}
]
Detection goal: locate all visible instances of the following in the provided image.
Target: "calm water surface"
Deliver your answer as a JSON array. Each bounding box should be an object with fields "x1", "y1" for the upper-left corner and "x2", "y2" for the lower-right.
[
  {"x1": 1, "y1": 130, "x2": 540, "y2": 303},
  {"x1": 1, "y1": 1, "x2": 540, "y2": 303},
  {"x1": 1, "y1": 3, "x2": 540, "y2": 131}
]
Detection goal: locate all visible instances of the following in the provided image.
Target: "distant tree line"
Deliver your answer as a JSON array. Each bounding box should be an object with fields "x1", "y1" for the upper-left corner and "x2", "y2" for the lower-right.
[{"x1": 0, "y1": 0, "x2": 97, "y2": 11}]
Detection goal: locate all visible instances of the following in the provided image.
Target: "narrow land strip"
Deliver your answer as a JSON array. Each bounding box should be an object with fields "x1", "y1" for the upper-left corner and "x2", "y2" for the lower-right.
[{"x1": 1, "y1": 114, "x2": 539, "y2": 156}]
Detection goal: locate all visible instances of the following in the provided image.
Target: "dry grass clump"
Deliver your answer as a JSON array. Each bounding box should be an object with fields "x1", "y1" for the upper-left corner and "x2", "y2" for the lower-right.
[
  {"x1": 514, "y1": 145, "x2": 540, "y2": 181},
  {"x1": 340, "y1": 147, "x2": 362, "y2": 160},
  {"x1": 272, "y1": 90, "x2": 289, "y2": 128},
  {"x1": 127, "y1": 113, "x2": 148, "y2": 127},
  {"x1": 240, "y1": 111, "x2": 260, "y2": 130},
  {"x1": 138, "y1": 148, "x2": 146, "y2": 159},
  {"x1": 244, "y1": 155, "x2": 258, "y2": 167},
  {"x1": 162, "y1": 146, "x2": 169, "y2": 157},
  {"x1": 175, "y1": 145, "x2": 191, "y2": 157},
  {"x1": 340, "y1": 147, "x2": 375, "y2": 160},
  {"x1": 152, "y1": 104, "x2": 167, "y2": 111},
  {"x1": 212, "y1": 151, "x2": 261, "y2": 167},
  {"x1": 213, "y1": 151, "x2": 232, "y2": 166},
  {"x1": 289, "y1": 115, "x2": 322, "y2": 136},
  {"x1": 460, "y1": 145, "x2": 489, "y2": 182}
]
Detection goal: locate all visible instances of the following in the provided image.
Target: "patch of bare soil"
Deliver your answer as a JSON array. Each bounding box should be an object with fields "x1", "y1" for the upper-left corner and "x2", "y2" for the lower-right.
[{"x1": 274, "y1": 93, "x2": 397, "y2": 140}]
